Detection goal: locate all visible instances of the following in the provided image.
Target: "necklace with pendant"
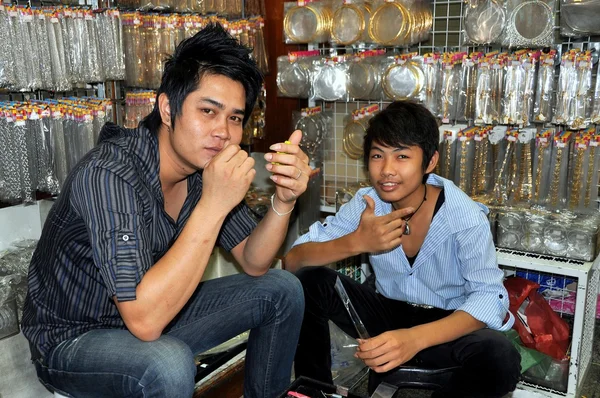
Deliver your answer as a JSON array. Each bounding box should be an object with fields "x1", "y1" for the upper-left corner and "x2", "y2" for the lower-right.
[{"x1": 401, "y1": 184, "x2": 427, "y2": 236}]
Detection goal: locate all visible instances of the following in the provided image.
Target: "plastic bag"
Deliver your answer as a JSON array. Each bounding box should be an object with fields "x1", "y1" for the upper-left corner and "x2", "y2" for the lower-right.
[
  {"x1": 504, "y1": 277, "x2": 570, "y2": 360},
  {"x1": 329, "y1": 321, "x2": 366, "y2": 384}
]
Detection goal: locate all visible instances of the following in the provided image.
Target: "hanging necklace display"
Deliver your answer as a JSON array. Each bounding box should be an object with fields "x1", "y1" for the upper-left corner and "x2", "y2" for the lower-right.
[
  {"x1": 549, "y1": 131, "x2": 571, "y2": 209},
  {"x1": 472, "y1": 128, "x2": 491, "y2": 196},
  {"x1": 571, "y1": 53, "x2": 593, "y2": 129},
  {"x1": 440, "y1": 53, "x2": 462, "y2": 123},
  {"x1": 501, "y1": 58, "x2": 522, "y2": 125},
  {"x1": 585, "y1": 131, "x2": 600, "y2": 209},
  {"x1": 568, "y1": 136, "x2": 587, "y2": 210},
  {"x1": 584, "y1": 129, "x2": 598, "y2": 208},
  {"x1": 505, "y1": 130, "x2": 520, "y2": 202},
  {"x1": 591, "y1": 60, "x2": 600, "y2": 124},
  {"x1": 512, "y1": 129, "x2": 535, "y2": 204},
  {"x1": 533, "y1": 128, "x2": 552, "y2": 205},
  {"x1": 554, "y1": 51, "x2": 577, "y2": 125},
  {"x1": 490, "y1": 56, "x2": 506, "y2": 123},
  {"x1": 463, "y1": 0, "x2": 506, "y2": 45},
  {"x1": 493, "y1": 130, "x2": 515, "y2": 205},
  {"x1": 505, "y1": 0, "x2": 554, "y2": 47},
  {"x1": 441, "y1": 128, "x2": 456, "y2": 180},
  {"x1": 475, "y1": 58, "x2": 492, "y2": 125},
  {"x1": 521, "y1": 56, "x2": 538, "y2": 127},
  {"x1": 423, "y1": 53, "x2": 441, "y2": 116},
  {"x1": 401, "y1": 184, "x2": 427, "y2": 236},
  {"x1": 533, "y1": 51, "x2": 556, "y2": 122},
  {"x1": 455, "y1": 127, "x2": 476, "y2": 194},
  {"x1": 458, "y1": 54, "x2": 480, "y2": 121}
]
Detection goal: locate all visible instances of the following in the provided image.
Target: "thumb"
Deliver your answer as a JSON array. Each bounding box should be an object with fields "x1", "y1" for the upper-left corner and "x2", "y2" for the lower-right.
[
  {"x1": 363, "y1": 195, "x2": 375, "y2": 213},
  {"x1": 288, "y1": 129, "x2": 303, "y2": 145}
]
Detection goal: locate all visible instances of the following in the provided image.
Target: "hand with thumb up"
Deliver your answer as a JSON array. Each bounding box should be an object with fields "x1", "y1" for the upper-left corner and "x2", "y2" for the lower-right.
[{"x1": 353, "y1": 195, "x2": 414, "y2": 253}]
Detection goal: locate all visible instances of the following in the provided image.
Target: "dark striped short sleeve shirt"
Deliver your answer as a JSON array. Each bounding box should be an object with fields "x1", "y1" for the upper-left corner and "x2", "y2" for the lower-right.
[{"x1": 21, "y1": 123, "x2": 258, "y2": 359}]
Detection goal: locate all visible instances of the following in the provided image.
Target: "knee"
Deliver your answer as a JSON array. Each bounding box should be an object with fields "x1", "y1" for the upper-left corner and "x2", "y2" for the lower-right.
[
  {"x1": 480, "y1": 332, "x2": 521, "y2": 373},
  {"x1": 141, "y1": 336, "x2": 196, "y2": 397},
  {"x1": 295, "y1": 266, "x2": 338, "y2": 290},
  {"x1": 265, "y1": 269, "x2": 305, "y2": 315},
  {"x1": 466, "y1": 330, "x2": 522, "y2": 394}
]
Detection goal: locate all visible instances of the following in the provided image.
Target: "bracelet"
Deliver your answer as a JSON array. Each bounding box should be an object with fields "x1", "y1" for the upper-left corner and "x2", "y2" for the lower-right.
[{"x1": 271, "y1": 194, "x2": 294, "y2": 216}]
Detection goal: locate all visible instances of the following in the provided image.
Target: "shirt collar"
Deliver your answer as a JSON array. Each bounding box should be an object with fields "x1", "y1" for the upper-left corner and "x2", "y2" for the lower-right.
[{"x1": 426, "y1": 174, "x2": 488, "y2": 233}]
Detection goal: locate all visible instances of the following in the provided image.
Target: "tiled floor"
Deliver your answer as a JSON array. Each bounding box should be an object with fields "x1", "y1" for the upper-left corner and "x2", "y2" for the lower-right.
[{"x1": 344, "y1": 319, "x2": 600, "y2": 398}]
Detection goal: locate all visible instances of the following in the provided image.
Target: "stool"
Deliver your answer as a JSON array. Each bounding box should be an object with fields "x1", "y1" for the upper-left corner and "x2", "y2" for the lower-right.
[{"x1": 367, "y1": 365, "x2": 461, "y2": 395}]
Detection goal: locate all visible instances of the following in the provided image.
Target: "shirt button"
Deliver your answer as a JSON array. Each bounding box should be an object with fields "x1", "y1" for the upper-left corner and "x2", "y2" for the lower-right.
[
  {"x1": 499, "y1": 294, "x2": 504, "y2": 299},
  {"x1": 409, "y1": 273, "x2": 413, "y2": 276},
  {"x1": 122, "y1": 235, "x2": 130, "y2": 242}
]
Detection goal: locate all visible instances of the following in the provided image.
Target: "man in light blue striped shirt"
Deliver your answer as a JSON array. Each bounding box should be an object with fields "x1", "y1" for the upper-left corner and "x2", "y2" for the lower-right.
[{"x1": 285, "y1": 101, "x2": 521, "y2": 397}]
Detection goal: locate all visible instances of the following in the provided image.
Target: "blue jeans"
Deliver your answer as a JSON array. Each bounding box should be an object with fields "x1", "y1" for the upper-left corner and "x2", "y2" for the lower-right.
[{"x1": 33, "y1": 269, "x2": 304, "y2": 398}]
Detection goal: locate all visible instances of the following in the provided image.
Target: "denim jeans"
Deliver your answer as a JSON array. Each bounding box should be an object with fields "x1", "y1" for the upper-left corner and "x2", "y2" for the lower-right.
[
  {"x1": 34, "y1": 269, "x2": 304, "y2": 398},
  {"x1": 294, "y1": 267, "x2": 521, "y2": 398}
]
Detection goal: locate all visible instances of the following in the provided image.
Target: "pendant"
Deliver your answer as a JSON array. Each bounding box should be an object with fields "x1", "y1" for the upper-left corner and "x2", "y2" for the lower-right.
[{"x1": 404, "y1": 221, "x2": 411, "y2": 235}]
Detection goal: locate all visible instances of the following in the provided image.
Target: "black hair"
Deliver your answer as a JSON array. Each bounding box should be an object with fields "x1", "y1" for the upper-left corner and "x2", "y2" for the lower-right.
[
  {"x1": 363, "y1": 101, "x2": 439, "y2": 180},
  {"x1": 142, "y1": 23, "x2": 263, "y2": 133}
]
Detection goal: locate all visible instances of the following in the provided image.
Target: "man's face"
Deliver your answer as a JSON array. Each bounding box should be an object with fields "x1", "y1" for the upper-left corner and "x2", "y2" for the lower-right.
[
  {"x1": 168, "y1": 73, "x2": 246, "y2": 172},
  {"x1": 368, "y1": 141, "x2": 433, "y2": 205}
]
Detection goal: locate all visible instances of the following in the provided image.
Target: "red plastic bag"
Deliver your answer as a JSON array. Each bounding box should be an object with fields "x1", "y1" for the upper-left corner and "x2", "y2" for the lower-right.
[{"x1": 504, "y1": 277, "x2": 570, "y2": 360}]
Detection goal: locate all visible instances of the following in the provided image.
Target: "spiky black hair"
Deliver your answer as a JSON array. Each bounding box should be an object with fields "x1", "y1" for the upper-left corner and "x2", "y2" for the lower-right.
[{"x1": 142, "y1": 23, "x2": 263, "y2": 133}]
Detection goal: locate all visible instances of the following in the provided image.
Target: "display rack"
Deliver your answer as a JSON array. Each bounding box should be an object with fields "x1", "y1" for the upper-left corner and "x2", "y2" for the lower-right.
[
  {"x1": 497, "y1": 249, "x2": 600, "y2": 397},
  {"x1": 310, "y1": 0, "x2": 600, "y2": 214}
]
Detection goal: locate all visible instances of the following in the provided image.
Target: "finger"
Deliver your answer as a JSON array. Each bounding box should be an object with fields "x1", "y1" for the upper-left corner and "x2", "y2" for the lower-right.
[
  {"x1": 238, "y1": 156, "x2": 255, "y2": 174},
  {"x1": 287, "y1": 129, "x2": 302, "y2": 145},
  {"x1": 385, "y1": 218, "x2": 405, "y2": 231},
  {"x1": 363, "y1": 195, "x2": 376, "y2": 214},
  {"x1": 269, "y1": 170, "x2": 306, "y2": 188},
  {"x1": 383, "y1": 236, "x2": 404, "y2": 250},
  {"x1": 370, "y1": 358, "x2": 402, "y2": 373},
  {"x1": 216, "y1": 144, "x2": 242, "y2": 163},
  {"x1": 362, "y1": 352, "x2": 392, "y2": 368},
  {"x1": 357, "y1": 335, "x2": 385, "y2": 352},
  {"x1": 267, "y1": 152, "x2": 308, "y2": 170},
  {"x1": 267, "y1": 164, "x2": 301, "y2": 180},
  {"x1": 391, "y1": 206, "x2": 417, "y2": 219},
  {"x1": 356, "y1": 342, "x2": 390, "y2": 361},
  {"x1": 228, "y1": 147, "x2": 250, "y2": 167}
]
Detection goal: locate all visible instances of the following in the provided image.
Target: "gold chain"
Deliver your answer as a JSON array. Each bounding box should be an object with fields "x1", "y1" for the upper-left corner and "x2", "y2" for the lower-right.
[
  {"x1": 534, "y1": 143, "x2": 545, "y2": 202},
  {"x1": 459, "y1": 139, "x2": 469, "y2": 192},
  {"x1": 584, "y1": 145, "x2": 596, "y2": 207},
  {"x1": 549, "y1": 145, "x2": 563, "y2": 207},
  {"x1": 569, "y1": 146, "x2": 585, "y2": 209}
]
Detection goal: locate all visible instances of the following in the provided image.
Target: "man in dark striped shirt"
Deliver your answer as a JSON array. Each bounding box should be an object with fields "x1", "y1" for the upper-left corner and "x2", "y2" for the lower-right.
[{"x1": 22, "y1": 23, "x2": 308, "y2": 398}]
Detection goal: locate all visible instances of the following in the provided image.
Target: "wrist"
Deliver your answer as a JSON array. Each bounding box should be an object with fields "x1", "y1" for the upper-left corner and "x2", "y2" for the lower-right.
[
  {"x1": 271, "y1": 194, "x2": 295, "y2": 216},
  {"x1": 408, "y1": 325, "x2": 432, "y2": 351},
  {"x1": 347, "y1": 230, "x2": 364, "y2": 255}
]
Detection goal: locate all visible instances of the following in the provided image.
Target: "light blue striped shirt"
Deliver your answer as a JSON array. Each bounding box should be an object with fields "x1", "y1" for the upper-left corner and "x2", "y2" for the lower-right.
[{"x1": 293, "y1": 174, "x2": 514, "y2": 331}]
